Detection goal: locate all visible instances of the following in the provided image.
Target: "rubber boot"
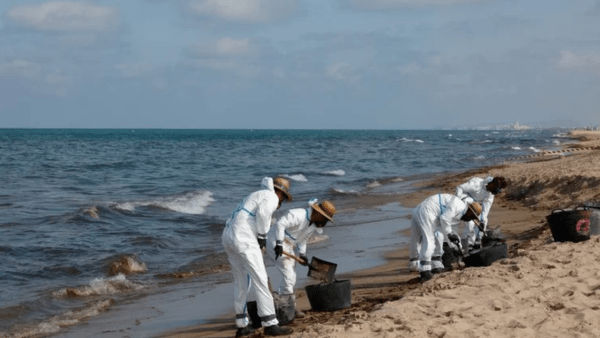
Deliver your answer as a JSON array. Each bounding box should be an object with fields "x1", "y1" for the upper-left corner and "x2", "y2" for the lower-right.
[
  {"x1": 431, "y1": 268, "x2": 443, "y2": 274},
  {"x1": 419, "y1": 270, "x2": 433, "y2": 282},
  {"x1": 295, "y1": 308, "x2": 306, "y2": 318},
  {"x1": 235, "y1": 326, "x2": 255, "y2": 338},
  {"x1": 264, "y1": 325, "x2": 293, "y2": 336}
]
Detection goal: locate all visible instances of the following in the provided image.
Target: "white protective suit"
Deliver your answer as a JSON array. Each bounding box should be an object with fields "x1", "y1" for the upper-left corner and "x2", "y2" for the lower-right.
[
  {"x1": 221, "y1": 177, "x2": 280, "y2": 329},
  {"x1": 408, "y1": 194, "x2": 468, "y2": 272},
  {"x1": 267, "y1": 199, "x2": 322, "y2": 295},
  {"x1": 456, "y1": 176, "x2": 494, "y2": 246}
]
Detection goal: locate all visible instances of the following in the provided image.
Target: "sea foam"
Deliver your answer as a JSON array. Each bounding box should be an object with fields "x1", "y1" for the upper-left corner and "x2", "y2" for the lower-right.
[{"x1": 114, "y1": 190, "x2": 214, "y2": 215}]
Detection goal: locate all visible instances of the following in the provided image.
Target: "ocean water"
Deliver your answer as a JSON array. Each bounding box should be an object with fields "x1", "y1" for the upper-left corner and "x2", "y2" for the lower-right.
[{"x1": 0, "y1": 129, "x2": 570, "y2": 337}]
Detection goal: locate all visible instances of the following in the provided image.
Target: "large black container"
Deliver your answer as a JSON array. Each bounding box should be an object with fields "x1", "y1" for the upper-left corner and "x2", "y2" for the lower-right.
[
  {"x1": 305, "y1": 280, "x2": 351, "y2": 312},
  {"x1": 462, "y1": 242, "x2": 507, "y2": 267},
  {"x1": 546, "y1": 207, "x2": 591, "y2": 243}
]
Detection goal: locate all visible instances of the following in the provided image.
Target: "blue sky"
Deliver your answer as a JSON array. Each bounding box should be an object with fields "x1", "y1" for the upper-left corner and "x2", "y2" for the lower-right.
[{"x1": 0, "y1": 0, "x2": 599, "y2": 129}]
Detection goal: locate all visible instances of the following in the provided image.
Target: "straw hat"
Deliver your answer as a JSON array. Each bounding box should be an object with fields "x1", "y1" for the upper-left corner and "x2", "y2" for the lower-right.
[
  {"x1": 468, "y1": 202, "x2": 482, "y2": 225},
  {"x1": 273, "y1": 177, "x2": 292, "y2": 201},
  {"x1": 312, "y1": 200, "x2": 336, "y2": 223}
]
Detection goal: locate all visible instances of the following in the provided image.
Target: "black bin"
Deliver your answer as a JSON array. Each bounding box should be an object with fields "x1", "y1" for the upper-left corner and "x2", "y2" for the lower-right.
[
  {"x1": 463, "y1": 242, "x2": 507, "y2": 267},
  {"x1": 546, "y1": 207, "x2": 591, "y2": 243},
  {"x1": 305, "y1": 280, "x2": 351, "y2": 312}
]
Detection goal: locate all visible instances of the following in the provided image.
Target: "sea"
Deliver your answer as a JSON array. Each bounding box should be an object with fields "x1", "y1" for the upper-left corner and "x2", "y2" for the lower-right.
[{"x1": 0, "y1": 129, "x2": 571, "y2": 337}]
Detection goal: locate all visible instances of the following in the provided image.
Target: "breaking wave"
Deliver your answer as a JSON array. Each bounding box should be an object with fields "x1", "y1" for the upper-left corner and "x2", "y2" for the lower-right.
[
  {"x1": 0, "y1": 299, "x2": 114, "y2": 338},
  {"x1": 282, "y1": 174, "x2": 308, "y2": 182},
  {"x1": 322, "y1": 169, "x2": 345, "y2": 176},
  {"x1": 53, "y1": 274, "x2": 146, "y2": 298},
  {"x1": 106, "y1": 255, "x2": 147, "y2": 276},
  {"x1": 113, "y1": 190, "x2": 214, "y2": 215}
]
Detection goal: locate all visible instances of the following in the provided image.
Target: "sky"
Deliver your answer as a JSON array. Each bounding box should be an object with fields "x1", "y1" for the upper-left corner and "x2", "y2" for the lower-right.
[{"x1": 0, "y1": 0, "x2": 599, "y2": 129}]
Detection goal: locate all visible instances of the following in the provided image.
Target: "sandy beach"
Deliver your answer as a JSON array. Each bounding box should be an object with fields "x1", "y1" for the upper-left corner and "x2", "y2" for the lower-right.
[{"x1": 161, "y1": 130, "x2": 600, "y2": 338}]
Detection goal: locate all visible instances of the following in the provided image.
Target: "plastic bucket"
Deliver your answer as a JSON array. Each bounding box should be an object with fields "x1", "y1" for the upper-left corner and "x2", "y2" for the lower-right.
[
  {"x1": 247, "y1": 293, "x2": 296, "y2": 328},
  {"x1": 546, "y1": 207, "x2": 591, "y2": 243},
  {"x1": 462, "y1": 242, "x2": 507, "y2": 267},
  {"x1": 305, "y1": 280, "x2": 351, "y2": 312}
]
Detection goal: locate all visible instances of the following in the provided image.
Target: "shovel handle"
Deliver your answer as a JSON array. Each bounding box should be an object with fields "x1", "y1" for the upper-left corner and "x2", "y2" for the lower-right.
[{"x1": 282, "y1": 251, "x2": 308, "y2": 265}]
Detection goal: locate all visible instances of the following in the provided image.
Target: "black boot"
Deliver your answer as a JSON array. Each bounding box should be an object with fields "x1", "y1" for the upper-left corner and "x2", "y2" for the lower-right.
[
  {"x1": 419, "y1": 270, "x2": 433, "y2": 282},
  {"x1": 431, "y1": 268, "x2": 443, "y2": 274},
  {"x1": 235, "y1": 326, "x2": 255, "y2": 338},
  {"x1": 264, "y1": 325, "x2": 293, "y2": 336}
]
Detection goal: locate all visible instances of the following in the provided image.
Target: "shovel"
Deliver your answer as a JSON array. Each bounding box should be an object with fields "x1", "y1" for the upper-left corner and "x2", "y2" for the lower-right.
[{"x1": 282, "y1": 251, "x2": 337, "y2": 283}]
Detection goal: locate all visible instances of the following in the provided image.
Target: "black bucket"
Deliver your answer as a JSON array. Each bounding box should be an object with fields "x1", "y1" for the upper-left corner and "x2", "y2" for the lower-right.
[
  {"x1": 305, "y1": 280, "x2": 351, "y2": 312},
  {"x1": 246, "y1": 293, "x2": 295, "y2": 328},
  {"x1": 546, "y1": 207, "x2": 591, "y2": 243},
  {"x1": 462, "y1": 242, "x2": 507, "y2": 267}
]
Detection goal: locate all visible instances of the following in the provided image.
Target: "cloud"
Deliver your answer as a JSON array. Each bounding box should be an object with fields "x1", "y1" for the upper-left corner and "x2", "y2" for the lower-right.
[
  {"x1": 586, "y1": 1, "x2": 600, "y2": 15},
  {"x1": 0, "y1": 60, "x2": 42, "y2": 78},
  {"x1": 556, "y1": 50, "x2": 600, "y2": 73},
  {"x1": 188, "y1": 0, "x2": 300, "y2": 23},
  {"x1": 6, "y1": 1, "x2": 120, "y2": 32},
  {"x1": 343, "y1": 0, "x2": 479, "y2": 10},
  {"x1": 325, "y1": 62, "x2": 359, "y2": 83},
  {"x1": 190, "y1": 37, "x2": 258, "y2": 57}
]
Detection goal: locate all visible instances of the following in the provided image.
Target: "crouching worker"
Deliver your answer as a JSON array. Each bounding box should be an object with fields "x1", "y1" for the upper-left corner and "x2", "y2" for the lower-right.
[
  {"x1": 456, "y1": 176, "x2": 507, "y2": 250},
  {"x1": 408, "y1": 193, "x2": 482, "y2": 282},
  {"x1": 267, "y1": 199, "x2": 336, "y2": 317},
  {"x1": 221, "y1": 177, "x2": 293, "y2": 337}
]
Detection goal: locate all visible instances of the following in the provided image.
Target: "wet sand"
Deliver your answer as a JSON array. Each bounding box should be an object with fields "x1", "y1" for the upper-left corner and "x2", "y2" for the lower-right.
[{"x1": 160, "y1": 130, "x2": 600, "y2": 338}]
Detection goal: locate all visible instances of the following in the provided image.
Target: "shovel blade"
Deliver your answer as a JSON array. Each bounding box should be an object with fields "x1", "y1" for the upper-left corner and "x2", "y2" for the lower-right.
[{"x1": 307, "y1": 256, "x2": 337, "y2": 283}]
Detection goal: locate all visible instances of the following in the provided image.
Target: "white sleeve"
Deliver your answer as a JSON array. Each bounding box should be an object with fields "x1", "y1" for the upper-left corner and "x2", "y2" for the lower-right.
[
  {"x1": 439, "y1": 200, "x2": 464, "y2": 235},
  {"x1": 456, "y1": 182, "x2": 474, "y2": 204}
]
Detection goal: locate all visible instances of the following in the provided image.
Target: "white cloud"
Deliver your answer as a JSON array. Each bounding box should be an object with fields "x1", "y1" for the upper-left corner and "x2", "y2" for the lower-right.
[
  {"x1": 557, "y1": 50, "x2": 600, "y2": 72},
  {"x1": 115, "y1": 63, "x2": 154, "y2": 78},
  {"x1": 0, "y1": 60, "x2": 42, "y2": 78},
  {"x1": 7, "y1": 1, "x2": 120, "y2": 32},
  {"x1": 399, "y1": 63, "x2": 420, "y2": 74},
  {"x1": 346, "y1": 0, "x2": 479, "y2": 10},
  {"x1": 326, "y1": 62, "x2": 359, "y2": 83},
  {"x1": 188, "y1": 0, "x2": 299, "y2": 23},
  {"x1": 191, "y1": 37, "x2": 259, "y2": 57}
]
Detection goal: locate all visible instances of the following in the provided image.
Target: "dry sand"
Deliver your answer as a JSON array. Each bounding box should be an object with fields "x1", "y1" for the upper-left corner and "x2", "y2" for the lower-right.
[{"x1": 161, "y1": 130, "x2": 600, "y2": 338}]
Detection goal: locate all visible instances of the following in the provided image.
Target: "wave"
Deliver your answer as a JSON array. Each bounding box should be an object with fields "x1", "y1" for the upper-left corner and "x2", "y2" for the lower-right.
[
  {"x1": 282, "y1": 174, "x2": 308, "y2": 182},
  {"x1": 366, "y1": 181, "x2": 381, "y2": 188},
  {"x1": 321, "y1": 169, "x2": 345, "y2": 176},
  {"x1": 330, "y1": 188, "x2": 360, "y2": 195},
  {"x1": 529, "y1": 147, "x2": 542, "y2": 153},
  {"x1": 157, "y1": 252, "x2": 230, "y2": 279},
  {"x1": 511, "y1": 146, "x2": 521, "y2": 150},
  {"x1": 113, "y1": 190, "x2": 214, "y2": 215},
  {"x1": 106, "y1": 255, "x2": 147, "y2": 276},
  {"x1": 0, "y1": 299, "x2": 113, "y2": 338},
  {"x1": 398, "y1": 137, "x2": 424, "y2": 143},
  {"x1": 53, "y1": 274, "x2": 146, "y2": 298}
]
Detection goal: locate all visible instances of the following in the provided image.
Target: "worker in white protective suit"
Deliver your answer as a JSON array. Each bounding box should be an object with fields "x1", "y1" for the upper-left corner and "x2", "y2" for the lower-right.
[
  {"x1": 456, "y1": 176, "x2": 507, "y2": 250},
  {"x1": 221, "y1": 177, "x2": 293, "y2": 338},
  {"x1": 267, "y1": 199, "x2": 336, "y2": 318},
  {"x1": 408, "y1": 193, "x2": 482, "y2": 282}
]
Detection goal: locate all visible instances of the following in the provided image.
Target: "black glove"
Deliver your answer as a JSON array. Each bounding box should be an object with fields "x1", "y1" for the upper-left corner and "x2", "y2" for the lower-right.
[
  {"x1": 274, "y1": 244, "x2": 283, "y2": 260},
  {"x1": 447, "y1": 233, "x2": 460, "y2": 245},
  {"x1": 299, "y1": 254, "x2": 308, "y2": 266},
  {"x1": 257, "y1": 236, "x2": 266, "y2": 250}
]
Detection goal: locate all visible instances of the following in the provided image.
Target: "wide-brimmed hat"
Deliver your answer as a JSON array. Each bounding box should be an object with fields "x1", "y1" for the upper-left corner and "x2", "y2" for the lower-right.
[
  {"x1": 312, "y1": 200, "x2": 336, "y2": 223},
  {"x1": 273, "y1": 177, "x2": 292, "y2": 201},
  {"x1": 468, "y1": 202, "x2": 482, "y2": 226}
]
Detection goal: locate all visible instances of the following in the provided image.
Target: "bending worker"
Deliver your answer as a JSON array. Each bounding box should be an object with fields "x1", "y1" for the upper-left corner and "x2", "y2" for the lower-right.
[
  {"x1": 221, "y1": 177, "x2": 293, "y2": 337},
  {"x1": 456, "y1": 176, "x2": 507, "y2": 250},
  {"x1": 267, "y1": 198, "x2": 336, "y2": 317},
  {"x1": 408, "y1": 193, "x2": 482, "y2": 282}
]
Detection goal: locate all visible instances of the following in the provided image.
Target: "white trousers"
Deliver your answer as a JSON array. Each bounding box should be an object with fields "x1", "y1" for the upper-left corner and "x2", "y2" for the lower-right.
[
  {"x1": 267, "y1": 240, "x2": 297, "y2": 295},
  {"x1": 463, "y1": 220, "x2": 481, "y2": 246},
  {"x1": 408, "y1": 217, "x2": 445, "y2": 272},
  {"x1": 222, "y1": 237, "x2": 278, "y2": 328}
]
